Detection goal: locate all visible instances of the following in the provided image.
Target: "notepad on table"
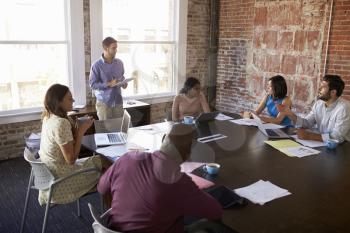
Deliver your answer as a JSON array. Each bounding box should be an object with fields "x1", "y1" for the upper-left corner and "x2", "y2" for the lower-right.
[{"x1": 265, "y1": 139, "x2": 320, "y2": 158}]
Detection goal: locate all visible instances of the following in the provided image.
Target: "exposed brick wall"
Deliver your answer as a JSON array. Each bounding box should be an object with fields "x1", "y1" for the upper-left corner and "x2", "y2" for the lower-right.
[
  {"x1": 325, "y1": 0, "x2": 350, "y2": 98},
  {"x1": 150, "y1": 102, "x2": 173, "y2": 124},
  {"x1": 0, "y1": 0, "x2": 211, "y2": 160},
  {"x1": 0, "y1": 121, "x2": 41, "y2": 160},
  {"x1": 186, "y1": 0, "x2": 210, "y2": 87},
  {"x1": 216, "y1": 0, "x2": 349, "y2": 115}
]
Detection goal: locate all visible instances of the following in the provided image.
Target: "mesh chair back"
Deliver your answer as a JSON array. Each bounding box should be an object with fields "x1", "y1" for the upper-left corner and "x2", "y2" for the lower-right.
[
  {"x1": 94, "y1": 118, "x2": 123, "y2": 133},
  {"x1": 88, "y1": 203, "x2": 121, "y2": 233},
  {"x1": 24, "y1": 148, "x2": 55, "y2": 190}
]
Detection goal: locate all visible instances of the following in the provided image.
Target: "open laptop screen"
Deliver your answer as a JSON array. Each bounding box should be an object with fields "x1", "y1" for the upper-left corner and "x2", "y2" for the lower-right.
[{"x1": 121, "y1": 110, "x2": 131, "y2": 133}]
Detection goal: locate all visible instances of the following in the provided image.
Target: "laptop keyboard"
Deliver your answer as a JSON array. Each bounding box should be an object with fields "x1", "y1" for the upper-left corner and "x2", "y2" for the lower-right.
[
  {"x1": 266, "y1": 129, "x2": 279, "y2": 137},
  {"x1": 107, "y1": 133, "x2": 123, "y2": 143}
]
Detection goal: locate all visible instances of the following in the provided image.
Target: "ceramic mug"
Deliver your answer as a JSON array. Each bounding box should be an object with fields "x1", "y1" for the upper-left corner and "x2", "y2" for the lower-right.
[
  {"x1": 325, "y1": 139, "x2": 339, "y2": 149},
  {"x1": 203, "y1": 163, "x2": 221, "y2": 175},
  {"x1": 183, "y1": 116, "x2": 194, "y2": 124}
]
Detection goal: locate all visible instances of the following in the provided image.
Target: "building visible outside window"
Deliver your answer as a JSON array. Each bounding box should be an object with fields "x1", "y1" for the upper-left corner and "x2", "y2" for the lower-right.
[
  {"x1": 144, "y1": 29, "x2": 156, "y2": 53},
  {"x1": 101, "y1": 0, "x2": 176, "y2": 97},
  {"x1": 116, "y1": 29, "x2": 131, "y2": 53},
  {"x1": 0, "y1": 0, "x2": 85, "y2": 121},
  {"x1": 0, "y1": 0, "x2": 68, "y2": 112}
]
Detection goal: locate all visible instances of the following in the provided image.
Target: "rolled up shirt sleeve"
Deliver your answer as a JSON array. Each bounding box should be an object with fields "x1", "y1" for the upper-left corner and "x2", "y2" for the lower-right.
[{"x1": 296, "y1": 107, "x2": 317, "y2": 129}]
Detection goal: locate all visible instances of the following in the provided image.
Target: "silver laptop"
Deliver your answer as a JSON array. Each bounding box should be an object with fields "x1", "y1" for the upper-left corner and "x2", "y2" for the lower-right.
[
  {"x1": 94, "y1": 110, "x2": 131, "y2": 146},
  {"x1": 251, "y1": 113, "x2": 290, "y2": 139}
]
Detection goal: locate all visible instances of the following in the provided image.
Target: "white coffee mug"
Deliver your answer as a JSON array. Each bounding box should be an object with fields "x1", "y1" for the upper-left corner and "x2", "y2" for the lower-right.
[{"x1": 183, "y1": 116, "x2": 194, "y2": 124}]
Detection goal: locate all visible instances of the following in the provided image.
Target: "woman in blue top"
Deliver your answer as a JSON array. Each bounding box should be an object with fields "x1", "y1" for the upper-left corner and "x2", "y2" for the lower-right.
[{"x1": 254, "y1": 75, "x2": 293, "y2": 126}]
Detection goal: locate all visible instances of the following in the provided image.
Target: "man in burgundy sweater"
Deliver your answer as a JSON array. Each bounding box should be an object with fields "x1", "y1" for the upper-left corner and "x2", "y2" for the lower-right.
[{"x1": 98, "y1": 124, "x2": 236, "y2": 233}]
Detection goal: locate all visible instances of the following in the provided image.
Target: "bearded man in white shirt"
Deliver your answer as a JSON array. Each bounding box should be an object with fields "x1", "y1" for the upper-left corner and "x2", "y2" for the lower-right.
[{"x1": 282, "y1": 74, "x2": 350, "y2": 143}]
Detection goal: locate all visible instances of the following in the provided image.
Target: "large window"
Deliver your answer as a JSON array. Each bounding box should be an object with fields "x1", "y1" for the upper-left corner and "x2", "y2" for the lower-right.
[
  {"x1": 90, "y1": 0, "x2": 187, "y2": 100},
  {"x1": 0, "y1": 0, "x2": 85, "y2": 122}
]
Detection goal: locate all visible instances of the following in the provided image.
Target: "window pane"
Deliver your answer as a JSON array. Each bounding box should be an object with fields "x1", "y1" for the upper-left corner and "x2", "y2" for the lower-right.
[
  {"x1": 102, "y1": 0, "x2": 174, "y2": 41},
  {"x1": 0, "y1": 0, "x2": 66, "y2": 41},
  {"x1": 118, "y1": 44, "x2": 174, "y2": 97},
  {"x1": 0, "y1": 44, "x2": 68, "y2": 111}
]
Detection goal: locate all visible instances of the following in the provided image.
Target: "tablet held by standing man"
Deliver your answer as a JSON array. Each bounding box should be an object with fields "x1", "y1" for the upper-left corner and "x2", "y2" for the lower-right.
[{"x1": 89, "y1": 37, "x2": 128, "y2": 120}]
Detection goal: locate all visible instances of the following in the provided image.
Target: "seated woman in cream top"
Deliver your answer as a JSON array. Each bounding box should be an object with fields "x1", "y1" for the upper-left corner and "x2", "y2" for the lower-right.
[
  {"x1": 172, "y1": 77, "x2": 210, "y2": 122},
  {"x1": 38, "y1": 84, "x2": 110, "y2": 205}
]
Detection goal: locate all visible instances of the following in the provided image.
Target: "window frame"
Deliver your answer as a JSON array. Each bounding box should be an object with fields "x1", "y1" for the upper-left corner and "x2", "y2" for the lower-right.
[
  {"x1": 0, "y1": 0, "x2": 86, "y2": 124},
  {"x1": 89, "y1": 0, "x2": 187, "y2": 102}
]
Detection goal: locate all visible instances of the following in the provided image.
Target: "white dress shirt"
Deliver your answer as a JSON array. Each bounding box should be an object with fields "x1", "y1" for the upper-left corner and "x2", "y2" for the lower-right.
[{"x1": 296, "y1": 98, "x2": 350, "y2": 142}]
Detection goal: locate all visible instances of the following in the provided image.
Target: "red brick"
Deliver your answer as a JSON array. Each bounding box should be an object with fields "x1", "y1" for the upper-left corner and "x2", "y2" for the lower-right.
[
  {"x1": 248, "y1": 74, "x2": 266, "y2": 98},
  {"x1": 307, "y1": 31, "x2": 320, "y2": 51},
  {"x1": 297, "y1": 56, "x2": 317, "y2": 77},
  {"x1": 267, "y1": 3, "x2": 301, "y2": 27},
  {"x1": 293, "y1": 76, "x2": 317, "y2": 106},
  {"x1": 253, "y1": 29, "x2": 264, "y2": 48},
  {"x1": 277, "y1": 31, "x2": 294, "y2": 50},
  {"x1": 254, "y1": 7, "x2": 267, "y2": 26},
  {"x1": 294, "y1": 31, "x2": 306, "y2": 52},
  {"x1": 253, "y1": 52, "x2": 266, "y2": 70},
  {"x1": 281, "y1": 55, "x2": 297, "y2": 75},
  {"x1": 265, "y1": 54, "x2": 280, "y2": 73},
  {"x1": 263, "y1": 31, "x2": 277, "y2": 49}
]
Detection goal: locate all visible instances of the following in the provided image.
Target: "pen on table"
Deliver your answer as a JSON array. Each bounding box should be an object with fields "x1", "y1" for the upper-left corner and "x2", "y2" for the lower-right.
[{"x1": 198, "y1": 134, "x2": 222, "y2": 140}]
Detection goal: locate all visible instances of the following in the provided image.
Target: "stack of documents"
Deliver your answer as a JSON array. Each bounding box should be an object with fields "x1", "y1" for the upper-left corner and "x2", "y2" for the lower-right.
[
  {"x1": 291, "y1": 135, "x2": 325, "y2": 148},
  {"x1": 234, "y1": 180, "x2": 291, "y2": 205},
  {"x1": 265, "y1": 139, "x2": 321, "y2": 158}
]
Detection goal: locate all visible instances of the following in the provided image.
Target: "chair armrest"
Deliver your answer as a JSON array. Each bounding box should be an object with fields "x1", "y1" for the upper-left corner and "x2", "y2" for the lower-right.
[{"x1": 52, "y1": 167, "x2": 99, "y2": 186}]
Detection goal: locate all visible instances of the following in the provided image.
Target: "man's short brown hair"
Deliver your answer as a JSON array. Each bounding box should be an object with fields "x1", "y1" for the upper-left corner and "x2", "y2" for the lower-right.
[{"x1": 102, "y1": 37, "x2": 117, "y2": 49}]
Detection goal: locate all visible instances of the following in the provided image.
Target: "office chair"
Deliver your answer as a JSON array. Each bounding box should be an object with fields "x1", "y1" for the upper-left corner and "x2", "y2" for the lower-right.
[
  {"x1": 88, "y1": 203, "x2": 122, "y2": 233},
  {"x1": 20, "y1": 147, "x2": 100, "y2": 233}
]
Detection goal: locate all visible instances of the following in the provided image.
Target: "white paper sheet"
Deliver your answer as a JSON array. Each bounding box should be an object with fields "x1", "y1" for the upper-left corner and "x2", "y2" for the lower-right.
[
  {"x1": 96, "y1": 143, "x2": 148, "y2": 159},
  {"x1": 230, "y1": 118, "x2": 258, "y2": 126},
  {"x1": 263, "y1": 123, "x2": 285, "y2": 129},
  {"x1": 215, "y1": 113, "x2": 234, "y2": 121},
  {"x1": 280, "y1": 146, "x2": 320, "y2": 158},
  {"x1": 73, "y1": 104, "x2": 86, "y2": 109},
  {"x1": 291, "y1": 135, "x2": 325, "y2": 148},
  {"x1": 180, "y1": 162, "x2": 206, "y2": 173},
  {"x1": 136, "y1": 123, "x2": 172, "y2": 135},
  {"x1": 96, "y1": 145, "x2": 127, "y2": 158},
  {"x1": 234, "y1": 180, "x2": 291, "y2": 205}
]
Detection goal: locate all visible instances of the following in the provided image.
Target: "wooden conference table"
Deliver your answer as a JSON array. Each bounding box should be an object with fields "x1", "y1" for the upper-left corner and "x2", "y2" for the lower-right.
[{"x1": 82, "y1": 118, "x2": 350, "y2": 233}]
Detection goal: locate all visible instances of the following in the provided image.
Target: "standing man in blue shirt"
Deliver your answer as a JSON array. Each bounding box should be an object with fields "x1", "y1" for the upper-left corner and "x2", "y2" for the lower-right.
[{"x1": 89, "y1": 37, "x2": 128, "y2": 120}]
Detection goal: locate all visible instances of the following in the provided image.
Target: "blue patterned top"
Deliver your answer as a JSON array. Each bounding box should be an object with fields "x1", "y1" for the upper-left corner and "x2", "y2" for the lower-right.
[{"x1": 265, "y1": 95, "x2": 292, "y2": 126}]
